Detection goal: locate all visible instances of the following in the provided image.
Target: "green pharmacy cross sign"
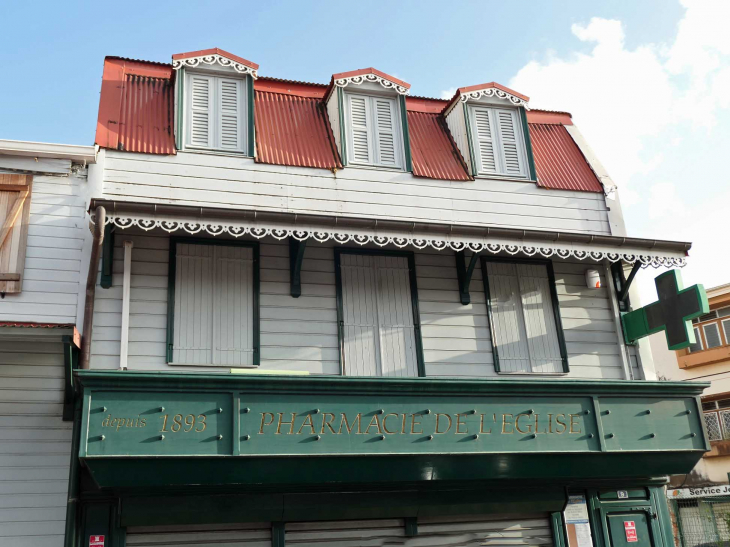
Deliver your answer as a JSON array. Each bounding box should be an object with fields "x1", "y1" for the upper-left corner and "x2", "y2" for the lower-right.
[{"x1": 622, "y1": 269, "x2": 708, "y2": 350}]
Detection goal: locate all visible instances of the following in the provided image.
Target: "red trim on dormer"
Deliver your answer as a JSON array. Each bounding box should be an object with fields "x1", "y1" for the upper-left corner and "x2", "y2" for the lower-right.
[
  {"x1": 331, "y1": 67, "x2": 411, "y2": 90},
  {"x1": 172, "y1": 48, "x2": 259, "y2": 70},
  {"x1": 442, "y1": 82, "x2": 529, "y2": 115}
]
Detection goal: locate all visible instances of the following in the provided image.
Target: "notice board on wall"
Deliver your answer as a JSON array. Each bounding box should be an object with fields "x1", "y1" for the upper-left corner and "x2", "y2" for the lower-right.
[{"x1": 565, "y1": 494, "x2": 593, "y2": 547}]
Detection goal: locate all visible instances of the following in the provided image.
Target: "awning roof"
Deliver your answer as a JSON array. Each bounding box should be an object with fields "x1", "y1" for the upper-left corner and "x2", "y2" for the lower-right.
[{"x1": 91, "y1": 198, "x2": 690, "y2": 268}]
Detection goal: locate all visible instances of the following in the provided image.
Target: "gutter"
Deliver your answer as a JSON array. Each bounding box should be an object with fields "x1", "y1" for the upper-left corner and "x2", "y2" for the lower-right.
[
  {"x1": 0, "y1": 139, "x2": 97, "y2": 164},
  {"x1": 90, "y1": 198, "x2": 692, "y2": 255},
  {"x1": 79, "y1": 206, "x2": 106, "y2": 370}
]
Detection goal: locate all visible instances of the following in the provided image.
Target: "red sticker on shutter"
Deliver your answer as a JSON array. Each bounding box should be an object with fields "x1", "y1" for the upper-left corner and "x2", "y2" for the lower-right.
[
  {"x1": 624, "y1": 521, "x2": 638, "y2": 543},
  {"x1": 89, "y1": 535, "x2": 105, "y2": 547}
]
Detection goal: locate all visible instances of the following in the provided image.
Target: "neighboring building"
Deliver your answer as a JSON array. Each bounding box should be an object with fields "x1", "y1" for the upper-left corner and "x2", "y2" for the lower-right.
[
  {"x1": 0, "y1": 139, "x2": 95, "y2": 546},
  {"x1": 653, "y1": 285, "x2": 730, "y2": 547},
  {"x1": 0, "y1": 48, "x2": 712, "y2": 547}
]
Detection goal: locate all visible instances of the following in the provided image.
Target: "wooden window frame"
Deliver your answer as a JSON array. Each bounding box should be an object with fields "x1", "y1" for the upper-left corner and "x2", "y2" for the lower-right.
[
  {"x1": 342, "y1": 90, "x2": 407, "y2": 171},
  {"x1": 180, "y1": 69, "x2": 254, "y2": 157},
  {"x1": 480, "y1": 256, "x2": 569, "y2": 374},
  {"x1": 334, "y1": 247, "x2": 425, "y2": 377},
  {"x1": 166, "y1": 237, "x2": 260, "y2": 366},
  {"x1": 0, "y1": 174, "x2": 32, "y2": 294},
  {"x1": 464, "y1": 104, "x2": 536, "y2": 180}
]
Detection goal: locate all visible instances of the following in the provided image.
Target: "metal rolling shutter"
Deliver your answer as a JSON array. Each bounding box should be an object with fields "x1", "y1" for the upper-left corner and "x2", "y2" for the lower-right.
[
  {"x1": 418, "y1": 514, "x2": 554, "y2": 547},
  {"x1": 286, "y1": 519, "x2": 406, "y2": 547},
  {"x1": 126, "y1": 523, "x2": 272, "y2": 547}
]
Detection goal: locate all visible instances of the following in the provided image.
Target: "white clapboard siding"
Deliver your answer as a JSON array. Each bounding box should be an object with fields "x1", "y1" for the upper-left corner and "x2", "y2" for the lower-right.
[
  {"x1": 218, "y1": 78, "x2": 244, "y2": 152},
  {"x1": 418, "y1": 513, "x2": 553, "y2": 547},
  {"x1": 445, "y1": 103, "x2": 472, "y2": 174},
  {"x1": 286, "y1": 518, "x2": 406, "y2": 547},
  {"x1": 188, "y1": 74, "x2": 214, "y2": 149},
  {"x1": 0, "y1": 340, "x2": 72, "y2": 547},
  {"x1": 127, "y1": 522, "x2": 271, "y2": 547},
  {"x1": 340, "y1": 254, "x2": 418, "y2": 377},
  {"x1": 0, "y1": 171, "x2": 86, "y2": 324},
  {"x1": 172, "y1": 243, "x2": 254, "y2": 366},
  {"x1": 102, "y1": 150, "x2": 611, "y2": 234},
  {"x1": 89, "y1": 231, "x2": 626, "y2": 379}
]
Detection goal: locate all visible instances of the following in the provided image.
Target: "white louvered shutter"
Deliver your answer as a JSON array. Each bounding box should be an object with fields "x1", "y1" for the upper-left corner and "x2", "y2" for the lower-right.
[
  {"x1": 495, "y1": 108, "x2": 527, "y2": 177},
  {"x1": 485, "y1": 262, "x2": 531, "y2": 373},
  {"x1": 373, "y1": 97, "x2": 400, "y2": 167},
  {"x1": 340, "y1": 254, "x2": 418, "y2": 377},
  {"x1": 375, "y1": 256, "x2": 418, "y2": 377},
  {"x1": 173, "y1": 243, "x2": 214, "y2": 364},
  {"x1": 217, "y1": 78, "x2": 244, "y2": 152},
  {"x1": 213, "y1": 245, "x2": 254, "y2": 366},
  {"x1": 516, "y1": 263, "x2": 563, "y2": 373},
  {"x1": 472, "y1": 107, "x2": 497, "y2": 174},
  {"x1": 348, "y1": 94, "x2": 372, "y2": 164},
  {"x1": 188, "y1": 75, "x2": 214, "y2": 148}
]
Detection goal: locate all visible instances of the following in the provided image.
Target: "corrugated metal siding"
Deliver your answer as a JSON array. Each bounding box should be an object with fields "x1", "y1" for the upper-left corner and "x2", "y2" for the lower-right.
[
  {"x1": 408, "y1": 111, "x2": 470, "y2": 181},
  {"x1": 127, "y1": 523, "x2": 271, "y2": 547},
  {"x1": 529, "y1": 123, "x2": 603, "y2": 193},
  {"x1": 255, "y1": 90, "x2": 342, "y2": 170},
  {"x1": 119, "y1": 74, "x2": 175, "y2": 155},
  {"x1": 0, "y1": 340, "x2": 72, "y2": 547}
]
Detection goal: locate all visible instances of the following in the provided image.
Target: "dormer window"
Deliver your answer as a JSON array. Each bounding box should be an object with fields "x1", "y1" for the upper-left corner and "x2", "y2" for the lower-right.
[
  {"x1": 344, "y1": 92, "x2": 403, "y2": 168},
  {"x1": 468, "y1": 105, "x2": 528, "y2": 178},
  {"x1": 186, "y1": 73, "x2": 246, "y2": 152},
  {"x1": 172, "y1": 48, "x2": 258, "y2": 156},
  {"x1": 326, "y1": 68, "x2": 412, "y2": 172}
]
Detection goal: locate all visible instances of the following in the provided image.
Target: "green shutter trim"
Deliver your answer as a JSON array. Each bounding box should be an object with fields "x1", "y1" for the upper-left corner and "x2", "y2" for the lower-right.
[
  {"x1": 175, "y1": 68, "x2": 184, "y2": 151},
  {"x1": 399, "y1": 95, "x2": 413, "y2": 172},
  {"x1": 520, "y1": 108, "x2": 538, "y2": 181},
  {"x1": 334, "y1": 248, "x2": 426, "y2": 377},
  {"x1": 480, "y1": 256, "x2": 569, "y2": 374},
  {"x1": 463, "y1": 102, "x2": 477, "y2": 176},
  {"x1": 100, "y1": 224, "x2": 114, "y2": 289},
  {"x1": 337, "y1": 87, "x2": 348, "y2": 166},
  {"x1": 166, "y1": 237, "x2": 260, "y2": 366},
  {"x1": 247, "y1": 76, "x2": 256, "y2": 158},
  {"x1": 550, "y1": 512, "x2": 568, "y2": 547}
]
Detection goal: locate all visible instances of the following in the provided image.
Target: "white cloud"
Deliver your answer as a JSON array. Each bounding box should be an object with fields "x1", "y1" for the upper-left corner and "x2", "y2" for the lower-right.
[
  {"x1": 440, "y1": 87, "x2": 457, "y2": 100},
  {"x1": 508, "y1": 2, "x2": 730, "y2": 304}
]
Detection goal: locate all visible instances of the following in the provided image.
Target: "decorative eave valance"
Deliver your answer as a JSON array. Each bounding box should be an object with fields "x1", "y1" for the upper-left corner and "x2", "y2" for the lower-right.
[
  {"x1": 172, "y1": 53, "x2": 258, "y2": 79},
  {"x1": 334, "y1": 73, "x2": 409, "y2": 95},
  {"x1": 459, "y1": 87, "x2": 529, "y2": 109},
  {"x1": 92, "y1": 200, "x2": 689, "y2": 269}
]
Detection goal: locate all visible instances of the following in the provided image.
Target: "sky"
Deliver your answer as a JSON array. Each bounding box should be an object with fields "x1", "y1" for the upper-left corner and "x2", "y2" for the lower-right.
[{"x1": 1, "y1": 0, "x2": 727, "y2": 303}]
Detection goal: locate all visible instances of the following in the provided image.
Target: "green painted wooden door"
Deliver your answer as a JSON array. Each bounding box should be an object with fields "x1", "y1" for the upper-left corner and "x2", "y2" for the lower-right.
[{"x1": 606, "y1": 511, "x2": 655, "y2": 547}]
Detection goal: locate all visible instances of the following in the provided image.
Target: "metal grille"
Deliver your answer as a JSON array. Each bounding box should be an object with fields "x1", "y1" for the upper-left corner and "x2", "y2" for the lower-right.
[
  {"x1": 672, "y1": 497, "x2": 730, "y2": 547},
  {"x1": 705, "y1": 412, "x2": 723, "y2": 441}
]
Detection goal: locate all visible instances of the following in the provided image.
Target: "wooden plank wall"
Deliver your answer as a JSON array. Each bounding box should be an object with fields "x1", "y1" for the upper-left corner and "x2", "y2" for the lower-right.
[
  {"x1": 0, "y1": 340, "x2": 72, "y2": 547},
  {"x1": 102, "y1": 151, "x2": 611, "y2": 234},
  {"x1": 90, "y1": 230, "x2": 626, "y2": 379},
  {"x1": 0, "y1": 170, "x2": 87, "y2": 323}
]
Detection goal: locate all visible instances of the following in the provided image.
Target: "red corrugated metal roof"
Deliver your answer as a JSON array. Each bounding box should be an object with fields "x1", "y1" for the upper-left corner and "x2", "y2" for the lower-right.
[
  {"x1": 254, "y1": 90, "x2": 342, "y2": 170},
  {"x1": 408, "y1": 111, "x2": 471, "y2": 181},
  {"x1": 95, "y1": 57, "x2": 175, "y2": 155},
  {"x1": 529, "y1": 123, "x2": 603, "y2": 193}
]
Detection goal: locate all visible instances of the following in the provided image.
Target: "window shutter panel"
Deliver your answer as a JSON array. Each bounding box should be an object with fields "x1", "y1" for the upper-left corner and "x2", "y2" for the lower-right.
[
  {"x1": 472, "y1": 107, "x2": 497, "y2": 174},
  {"x1": 348, "y1": 95, "x2": 372, "y2": 164},
  {"x1": 213, "y1": 245, "x2": 254, "y2": 366},
  {"x1": 688, "y1": 327, "x2": 703, "y2": 353},
  {"x1": 374, "y1": 255, "x2": 418, "y2": 377},
  {"x1": 495, "y1": 109, "x2": 526, "y2": 177},
  {"x1": 485, "y1": 262, "x2": 531, "y2": 373},
  {"x1": 340, "y1": 254, "x2": 380, "y2": 376},
  {"x1": 373, "y1": 98, "x2": 400, "y2": 167},
  {"x1": 704, "y1": 323, "x2": 722, "y2": 349},
  {"x1": 189, "y1": 75, "x2": 213, "y2": 148},
  {"x1": 173, "y1": 243, "x2": 214, "y2": 364},
  {"x1": 218, "y1": 78, "x2": 243, "y2": 152},
  {"x1": 0, "y1": 174, "x2": 32, "y2": 294},
  {"x1": 516, "y1": 263, "x2": 563, "y2": 373}
]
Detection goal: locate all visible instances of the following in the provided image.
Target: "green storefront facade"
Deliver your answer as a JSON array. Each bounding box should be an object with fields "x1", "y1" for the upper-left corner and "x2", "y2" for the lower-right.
[{"x1": 65, "y1": 370, "x2": 710, "y2": 547}]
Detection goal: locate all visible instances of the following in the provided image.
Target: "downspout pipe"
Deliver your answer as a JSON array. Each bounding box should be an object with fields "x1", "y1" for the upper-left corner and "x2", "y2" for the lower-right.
[{"x1": 80, "y1": 205, "x2": 105, "y2": 370}]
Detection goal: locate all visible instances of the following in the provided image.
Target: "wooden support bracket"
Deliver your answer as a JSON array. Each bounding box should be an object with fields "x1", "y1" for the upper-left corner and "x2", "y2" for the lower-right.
[
  {"x1": 289, "y1": 237, "x2": 307, "y2": 298},
  {"x1": 455, "y1": 250, "x2": 479, "y2": 305},
  {"x1": 62, "y1": 335, "x2": 78, "y2": 422},
  {"x1": 611, "y1": 261, "x2": 641, "y2": 312}
]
